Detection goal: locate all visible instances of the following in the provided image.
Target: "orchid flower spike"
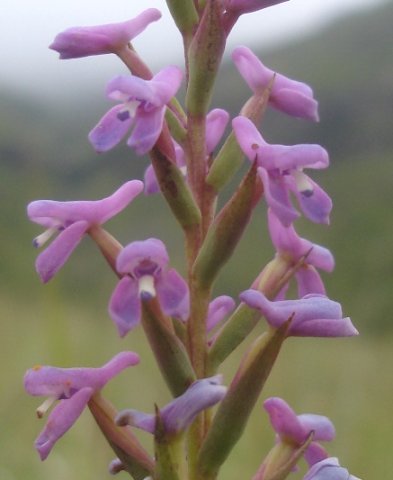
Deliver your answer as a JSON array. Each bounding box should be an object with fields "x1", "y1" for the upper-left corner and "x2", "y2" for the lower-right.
[
  {"x1": 144, "y1": 108, "x2": 230, "y2": 194},
  {"x1": 264, "y1": 397, "x2": 335, "y2": 467},
  {"x1": 116, "y1": 375, "x2": 227, "y2": 435},
  {"x1": 27, "y1": 180, "x2": 143, "y2": 283},
  {"x1": 24, "y1": 352, "x2": 139, "y2": 460},
  {"x1": 267, "y1": 209, "x2": 334, "y2": 297},
  {"x1": 109, "y1": 238, "x2": 189, "y2": 337},
  {"x1": 233, "y1": 115, "x2": 332, "y2": 226},
  {"x1": 232, "y1": 45, "x2": 319, "y2": 121},
  {"x1": 303, "y1": 457, "x2": 362, "y2": 480},
  {"x1": 50, "y1": 9, "x2": 161, "y2": 59},
  {"x1": 239, "y1": 289, "x2": 358, "y2": 337},
  {"x1": 89, "y1": 66, "x2": 183, "y2": 155}
]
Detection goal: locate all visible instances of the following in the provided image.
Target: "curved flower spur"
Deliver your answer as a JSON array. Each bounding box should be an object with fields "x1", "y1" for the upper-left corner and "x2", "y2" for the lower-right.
[
  {"x1": 27, "y1": 180, "x2": 143, "y2": 282},
  {"x1": 49, "y1": 8, "x2": 162, "y2": 59},
  {"x1": 109, "y1": 238, "x2": 189, "y2": 337},
  {"x1": 24, "y1": 352, "x2": 139, "y2": 460}
]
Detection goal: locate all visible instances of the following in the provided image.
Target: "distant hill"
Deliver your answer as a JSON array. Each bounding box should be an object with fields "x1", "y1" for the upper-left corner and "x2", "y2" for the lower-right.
[{"x1": 1, "y1": 1, "x2": 392, "y2": 334}]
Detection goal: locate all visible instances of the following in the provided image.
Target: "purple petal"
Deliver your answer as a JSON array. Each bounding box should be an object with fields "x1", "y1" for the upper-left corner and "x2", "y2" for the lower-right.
[
  {"x1": 270, "y1": 87, "x2": 319, "y2": 122},
  {"x1": 88, "y1": 104, "x2": 134, "y2": 153},
  {"x1": 290, "y1": 316, "x2": 358, "y2": 338},
  {"x1": 206, "y1": 109, "x2": 230, "y2": 154},
  {"x1": 295, "y1": 267, "x2": 327, "y2": 297},
  {"x1": 116, "y1": 238, "x2": 169, "y2": 276},
  {"x1": 303, "y1": 457, "x2": 360, "y2": 480},
  {"x1": 144, "y1": 164, "x2": 160, "y2": 195},
  {"x1": 232, "y1": 116, "x2": 267, "y2": 162},
  {"x1": 304, "y1": 443, "x2": 330, "y2": 468},
  {"x1": 35, "y1": 220, "x2": 88, "y2": 283},
  {"x1": 127, "y1": 106, "x2": 166, "y2": 155},
  {"x1": 35, "y1": 387, "x2": 93, "y2": 460},
  {"x1": 109, "y1": 277, "x2": 141, "y2": 337},
  {"x1": 156, "y1": 268, "x2": 190, "y2": 321},
  {"x1": 28, "y1": 180, "x2": 143, "y2": 227},
  {"x1": 258, "y1": 168, "x2": 300, "y2": 226},
  {"x1": 257, "y1": 144, "x2": 329, "y2": 171},
  {"x1": 263, "y1": 397, "x2": 305, "y2": 443},
  {"x1": 149, "y1": 66, "x2": 184, "y2": 105},
  {"x1": 206, "y1": 295, "x2": 236, "y2": 332},
  {"x1": 106, "y1": 75, "x2": 157, "y2": 104},
  {"x1": 298, "y1": 414, "x2": 335, "y2": 442},
  {"x1": 24, "y1": 352, "x2": 139, "y2": 397},
  {"x1": 49, "y1": 9, "x2": 161, "y2": 59},
  {"x1": 290, "y1": 177, "x2": 333, "y2": 225}
]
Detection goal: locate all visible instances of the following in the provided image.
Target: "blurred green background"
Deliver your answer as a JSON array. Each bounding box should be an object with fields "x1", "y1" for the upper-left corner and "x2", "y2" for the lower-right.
[{"x1": 1, "y1": 2, "x2": 393, "y2": 479}]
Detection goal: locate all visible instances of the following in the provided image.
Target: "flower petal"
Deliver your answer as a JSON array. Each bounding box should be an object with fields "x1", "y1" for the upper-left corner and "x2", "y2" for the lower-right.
[
  {"x1": 35, "y1": 387, "x2": 93, "y2": 460},
  {"x1": 49, "y1": 9, "x2": 162, "y2": 59},
  {"x1": 109, "y1": 277, "x2": 141, "y2": 337},
  {"x1": 206, "y1": 295, "x2": 236, "y2": 332},
  {"x1": 35, "y1": 220, "x2": 88, "y2": 283},
  {"x1": 156, "y1": 268, "x2": 190, "y2": 320},
  {"x1": 127, "y1": 106, "x2": 166, "y2": 155},
  {"x1": 263, "y1": 397, "x2": 305, "y2": 443},
  {"x1": 89, "y1": 104, "x2": 134, "y2": 153}
]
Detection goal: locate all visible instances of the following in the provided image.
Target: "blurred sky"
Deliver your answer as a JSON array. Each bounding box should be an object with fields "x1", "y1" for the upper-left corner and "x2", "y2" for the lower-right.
[{"x1": 1, "y1": 0, "x2": 386, "y2": 100}]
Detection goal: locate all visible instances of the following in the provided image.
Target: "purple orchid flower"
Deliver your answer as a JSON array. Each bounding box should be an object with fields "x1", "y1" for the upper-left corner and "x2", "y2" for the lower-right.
[
  {"x1": 24, "y1": 352, "x2": 139, "y2": 460},
  {"x1": 239, "y1": 289, "x2": 358, "y2": 337},
  {"x1": 27, "y1": 180, "x2": 143, "y2": 283},
  {"x1": 267, "y1": 209, "x2": 334, "y2": 297},
  {"x1": 109, "y1": 238, "x2": 189, "y2": 337},
  {"x1": 50, "y1": 9, "x2": 161, "y2": 59},
  {"x1": 116, "y1": 375, "x2": 227, "y2": 435},
  {"x1": 88, "y1": 66, "x2": 183, "y2": 155},
  {"x1": 233, "y1": 115, "x2": 332, "y2": 226},
  {"x1": 303, "y1": 457, "x2": 361, "y2": 480},
  {"x1": 144, "y1": 108, "x2": 230, "y2": 194},
  {"x1": 264, "y1": 397, "x2": 335, "y2": 467},
  {"x1": 232, "y1": 46, "x2": 318, "y2": 121}
]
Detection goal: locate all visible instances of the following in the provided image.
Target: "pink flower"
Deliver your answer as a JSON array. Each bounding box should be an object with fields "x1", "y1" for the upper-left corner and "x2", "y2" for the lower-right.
[
  {"x1": 89, "y1": 67, "x2": 183, "y2": 155},
  {"x1": 232, "y1": 46, "x2": 319, "y2": 121},
  {"x1": 28, "y1": 181, "x2": 143, "y2": 282},
  {"x1": 24, "y1": 352, "x2": 139, "y2": 460},
  {"x1": 233, "y1": 116, "x2": 332, "y2": 226},
  {"x1": 109, "y1": 238, "x2": 189, "y2": 337},
  {"x1": 50, "y1": 9, "x2": 161, "y2": 59}
]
